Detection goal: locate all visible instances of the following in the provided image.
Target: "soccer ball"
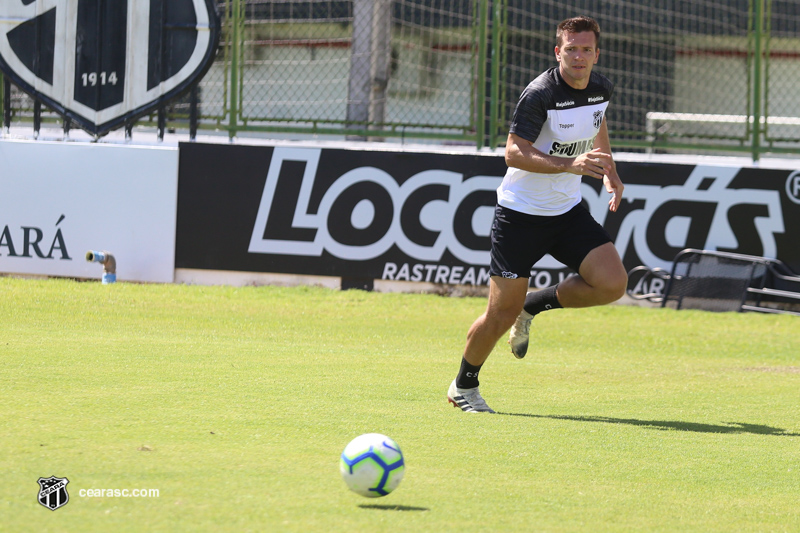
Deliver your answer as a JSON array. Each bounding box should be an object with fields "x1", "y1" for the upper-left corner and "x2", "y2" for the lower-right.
[{"x1": 340, "y1": 433, "x2": 405, "y2": 498}]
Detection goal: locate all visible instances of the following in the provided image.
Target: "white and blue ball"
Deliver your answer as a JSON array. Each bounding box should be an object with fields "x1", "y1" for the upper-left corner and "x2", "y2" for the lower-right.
[{"x1": 340, "y1": 433, "x2": 405, "y2": 498}]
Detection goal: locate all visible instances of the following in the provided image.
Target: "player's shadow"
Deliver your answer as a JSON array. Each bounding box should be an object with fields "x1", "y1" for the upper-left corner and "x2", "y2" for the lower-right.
[
  {"x1": 496, "y1": 412, "x2": 800, "y2": 436},
  {"x1": 359, "y1": 504, "x2": 430, "y2": 512}
]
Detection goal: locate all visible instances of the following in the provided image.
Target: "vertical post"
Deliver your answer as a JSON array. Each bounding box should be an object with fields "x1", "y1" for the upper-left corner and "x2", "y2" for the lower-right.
[
  {"x1": 751, "y1": 0, "x2": 764, "y2": 161},
  {"x1": 0, "y1": 73, "x2": 6, "y2": 133},
  {"x1": 346, "y1": 0, "x2": 374, "y2": 139},
  {"x1": 189, "y1": 85, "x2": 199, "y2": 141},
  {"x1": 761, "y1": 0, "x2": 772, "y2": 146},
  {"x1": 475, "y1": 0, "x2": 489, "y2": 148},
  {"x1": 368, "y1": 0, "x2": 392, "y2": 141},
  {"x1": 0, "y1": 72, "x2": 3, "y2": 133},
  {"x1": 228, "y1": 0, "x2": 241, "y2": 140},
  {"x1": 157, "y1": 106, "x2": 166, "y2": 141},
  {"x1": 488, "y1": 0, "x2": 503, "y2": 149},
  {"x1": 33, "y1": 100, "x2": 41, "y2": 139}
]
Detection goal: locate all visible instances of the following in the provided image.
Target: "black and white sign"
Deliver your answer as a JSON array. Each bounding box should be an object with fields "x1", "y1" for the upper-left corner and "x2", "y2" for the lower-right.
[
  {"x1": 0, "y1": 0, "x2": 219, "y2": 136},
  {"x1": 176, "y1": 144, "x2": 501, "y2": 285},
  {"x1": 176, "y1": 143, "x2": 800, "y2": 287}
]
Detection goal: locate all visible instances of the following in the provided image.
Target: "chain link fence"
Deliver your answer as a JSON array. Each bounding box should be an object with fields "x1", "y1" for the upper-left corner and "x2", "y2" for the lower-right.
[
  {"x1": 220, "y1": 0, "x2": 479, "y2": 139},
  {"x1": 500, "y1": 0, "x2": 755, "y2": 152},
  {"x1": 3, "y1": 0, "x2": 800, "y2": 157}
]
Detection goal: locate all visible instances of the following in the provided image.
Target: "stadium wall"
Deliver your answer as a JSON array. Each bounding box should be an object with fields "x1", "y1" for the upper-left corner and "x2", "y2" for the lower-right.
[
  {"x1": 0, "y1": 139, "x2": 178, "y2": 283},
  {"x1": 2, "y1": 138, "x2": 798, "y2": 290}
]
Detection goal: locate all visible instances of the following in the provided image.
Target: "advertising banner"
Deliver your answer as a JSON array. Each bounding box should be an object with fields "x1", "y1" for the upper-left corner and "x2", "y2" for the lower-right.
[
  {"x1": 176, "y1": 143, "x2": 800, "y2": 287},
  {"x1": 0, "y1": 140, "x2": 178, "y2": 283}
]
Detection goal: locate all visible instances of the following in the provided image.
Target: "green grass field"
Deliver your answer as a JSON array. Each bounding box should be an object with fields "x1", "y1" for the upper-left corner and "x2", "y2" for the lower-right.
[{"x1": 1, "y1": 277, "x2": 798, "y2": 532}]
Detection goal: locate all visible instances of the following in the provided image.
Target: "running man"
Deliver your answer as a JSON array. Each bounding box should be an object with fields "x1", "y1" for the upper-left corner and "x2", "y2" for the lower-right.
[{"x1": 447, "y1": 16, "x2": 627, "y2": 413}]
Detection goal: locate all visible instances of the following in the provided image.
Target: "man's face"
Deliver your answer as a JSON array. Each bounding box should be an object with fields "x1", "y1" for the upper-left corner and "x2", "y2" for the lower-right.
[{"x1": 555, "y1": 30, "x2": 599, "y2": 89}]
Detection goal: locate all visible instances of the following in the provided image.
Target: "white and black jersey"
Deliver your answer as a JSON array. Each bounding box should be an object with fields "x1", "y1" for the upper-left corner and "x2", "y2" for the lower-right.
[{"x1": 498, "y1": 67, "x2": 614, "y2": 216}]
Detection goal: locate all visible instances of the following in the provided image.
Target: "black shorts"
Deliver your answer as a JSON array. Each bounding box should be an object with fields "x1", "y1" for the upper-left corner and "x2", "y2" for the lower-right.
[{"x1": 489, "y1": 202, "x2": 612, "y2": 279}]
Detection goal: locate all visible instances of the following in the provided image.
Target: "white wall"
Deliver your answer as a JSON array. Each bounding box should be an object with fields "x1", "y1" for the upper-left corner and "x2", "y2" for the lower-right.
[{"x1": 0, "y1": 139, "x2": 178, "y2": 282}]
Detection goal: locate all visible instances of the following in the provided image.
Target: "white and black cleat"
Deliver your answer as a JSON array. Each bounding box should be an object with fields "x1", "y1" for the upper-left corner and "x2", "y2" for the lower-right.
[{"x1": 447, "y1": 379, "x2": 495, "y2": 413}]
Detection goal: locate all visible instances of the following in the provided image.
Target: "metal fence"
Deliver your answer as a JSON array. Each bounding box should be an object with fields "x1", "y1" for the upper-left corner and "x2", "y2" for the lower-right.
[{"x1": 2, "y1": 0, "x2": 799, "y2": 159}]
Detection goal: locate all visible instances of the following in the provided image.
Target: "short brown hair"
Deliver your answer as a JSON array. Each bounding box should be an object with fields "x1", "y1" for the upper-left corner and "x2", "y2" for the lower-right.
[{"x1": 556, "y1": 16, "x2": 600, "y2": 48}]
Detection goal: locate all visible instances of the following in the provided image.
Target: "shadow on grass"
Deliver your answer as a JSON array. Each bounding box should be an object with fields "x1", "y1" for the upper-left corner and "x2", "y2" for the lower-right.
[
  {"x1": 496, "y1": 412, "x2": 800, "y2": 436},
  {"x1": 358, "y1": 504, "x2": 430, "y2": 512}
]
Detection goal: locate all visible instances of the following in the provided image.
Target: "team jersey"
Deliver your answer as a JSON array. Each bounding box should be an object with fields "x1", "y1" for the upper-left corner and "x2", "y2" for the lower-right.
[{"x1": 498, "y1": 67, "x2": 614, "y2": 216}]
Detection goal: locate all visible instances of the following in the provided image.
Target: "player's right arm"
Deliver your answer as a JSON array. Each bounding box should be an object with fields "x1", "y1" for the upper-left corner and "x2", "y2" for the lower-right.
[{"x1": 505, "y1": 133, "x2": 612, "y2": 179}]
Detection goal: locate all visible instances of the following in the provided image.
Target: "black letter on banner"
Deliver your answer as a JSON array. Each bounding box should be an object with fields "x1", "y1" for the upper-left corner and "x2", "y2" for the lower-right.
[
  {"x1": 21, "y1": 227, "x2": 46, "y2": 258},
  {"x1": 453, "y1": 190, "x2": 494, "y2": 251},
  {"x1": 718, "y1": 204, "x2": 768, "y2": 257},
  {"x1": 400, "y1": 184, "x2": 448, "y2": 247},
  {"x1": 262, "y1": 160, "x2": 317, "y2": 242},
  {"x1": 646, "y1": 201, "x2": 717, "y2": 261},
  {"x1": 328, "y1": 182, "x2": 393, "y2": 247}
]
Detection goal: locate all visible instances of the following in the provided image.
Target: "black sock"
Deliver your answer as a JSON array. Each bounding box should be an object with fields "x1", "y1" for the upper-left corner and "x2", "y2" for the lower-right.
[
  {"x1": 455, "y1": 357, "x2": 482, "y2": 389},
  {"x1": 523, "y1": 284, "x2": 563, "y2": 316}
]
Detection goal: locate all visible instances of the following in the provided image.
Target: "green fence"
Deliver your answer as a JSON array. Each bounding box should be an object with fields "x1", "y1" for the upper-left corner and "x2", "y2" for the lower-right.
[{"x1": 3, "y1": 0, "x2": 800, "y2": 159}]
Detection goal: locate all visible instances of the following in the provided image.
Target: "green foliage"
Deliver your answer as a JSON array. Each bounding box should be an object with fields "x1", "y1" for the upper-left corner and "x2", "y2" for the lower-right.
[{"x1": 1, "y1": 278, "x2": 798, "y2": 532}]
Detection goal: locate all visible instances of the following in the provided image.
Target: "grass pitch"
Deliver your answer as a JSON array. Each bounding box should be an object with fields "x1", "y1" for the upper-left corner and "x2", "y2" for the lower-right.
[{"x1": 1, "y1": 277, "x2": 798, "y2": 532}]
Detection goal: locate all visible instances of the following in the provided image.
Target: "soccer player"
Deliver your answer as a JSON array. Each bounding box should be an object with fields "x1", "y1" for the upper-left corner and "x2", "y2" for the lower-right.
[{"x1": 447, "y1": 16, "x2": 627, "y2": 413}]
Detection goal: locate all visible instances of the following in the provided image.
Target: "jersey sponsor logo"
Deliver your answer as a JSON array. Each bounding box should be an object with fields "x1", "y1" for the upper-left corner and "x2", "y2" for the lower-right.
[
  {"x1": 549, "y1": 138, "x2": 596, "y2": 157},
  {"x1": 555, "y1": 100, "x2": 575, "y2": 108},
  {"x1": 588, "y1": 96, "x2": 604, "y2": 103},
  {"x1": 0, "y1": 0, "x2": 220, "y2": 136},
  {"x1": 559, "y1": 123, "x2": 575, "y2": 129}
]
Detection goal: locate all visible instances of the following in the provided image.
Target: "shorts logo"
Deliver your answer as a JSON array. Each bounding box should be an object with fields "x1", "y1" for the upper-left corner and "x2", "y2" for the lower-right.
[
  {"x1": 37, "y1": 476, "x2": 69, "y2": 511},
  {"x1": 0, "y1": 0, "x2": 220, "y2": 136},
  {"x1": 501, "y1": 271, "x2": 518, "y2": 279}
]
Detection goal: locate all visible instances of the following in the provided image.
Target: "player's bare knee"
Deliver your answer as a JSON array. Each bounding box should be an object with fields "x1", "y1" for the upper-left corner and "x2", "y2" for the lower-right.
[
  {"x1": 602, "y1": 270, "x2": 628, "y2": 302},
  {"x1": 491, "y1": 307, "x2": 522, "y2": 336}
]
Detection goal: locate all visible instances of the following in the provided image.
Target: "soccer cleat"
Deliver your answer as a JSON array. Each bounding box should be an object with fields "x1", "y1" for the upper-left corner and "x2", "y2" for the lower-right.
[
  {"x1": 447, "y1": 380, "x2": 495, "y2": 413},
  {"x1": 508, "y1": 310, "x2": 533, "y2": 359}
]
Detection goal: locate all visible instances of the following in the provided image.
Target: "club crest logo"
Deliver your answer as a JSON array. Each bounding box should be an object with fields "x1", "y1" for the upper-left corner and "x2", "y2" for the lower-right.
[
  {"x1": 37, "y1": 476, "x2": 70, "y2": 511},
  {"x1": 593, "y1": 110, "x2": 604, "y2": 129},
  {"x1": 0, "y1": 0, "x2": 220, "y2": 136}
]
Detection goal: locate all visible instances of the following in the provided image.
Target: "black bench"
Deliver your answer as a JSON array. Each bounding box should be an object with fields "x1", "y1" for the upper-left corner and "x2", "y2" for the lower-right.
[{"x1": 627, "y1": 248, "x2": 800, "y2": 316}]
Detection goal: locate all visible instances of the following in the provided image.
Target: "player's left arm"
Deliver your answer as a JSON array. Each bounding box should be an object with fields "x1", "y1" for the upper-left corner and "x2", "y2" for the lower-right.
[{"x1": 593, "y1": 117, "x2": 623, "y2": 212}]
